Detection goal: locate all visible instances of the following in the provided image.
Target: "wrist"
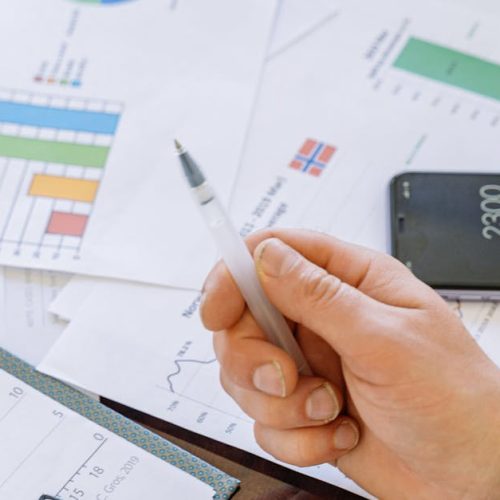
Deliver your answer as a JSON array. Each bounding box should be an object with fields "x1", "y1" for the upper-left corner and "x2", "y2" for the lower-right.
[
  {"x1": 428, "y1": 366, "x2": 500, "y2": 500},
  {"x1": 464, "y1": 371, "x2": 500, "y2": 499},
  {"x1": 481, "y1": 403, "x2": 500, "y2": 498}
]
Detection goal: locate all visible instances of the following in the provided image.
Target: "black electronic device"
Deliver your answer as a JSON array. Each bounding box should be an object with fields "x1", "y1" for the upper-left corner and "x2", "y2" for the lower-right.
[{"x1": 390, "y1": 172, "x2": 500, "y2": 300}]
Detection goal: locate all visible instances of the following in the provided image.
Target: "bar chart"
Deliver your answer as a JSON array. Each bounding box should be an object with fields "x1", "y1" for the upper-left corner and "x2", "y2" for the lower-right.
[
  {"x1": 371, "y1": 36, "x2": 500, "y2": 130},
  {"x1": 394, "y1": 38, "x2": 500, "y2": 102},
  {"x1": 0, "y1": 89, "x2": 121, "y2": 261}
]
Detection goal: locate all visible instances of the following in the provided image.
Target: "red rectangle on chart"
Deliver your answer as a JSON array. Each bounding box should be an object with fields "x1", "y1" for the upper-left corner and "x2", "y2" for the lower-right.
[
  {"x1": 298, "y1": 139, "x2": 317, "y2": 156},
  {"x1": 318, "y1": 145, "x2": 336, "y2": 163},
  {"x1": 46, "y1": 212, "x2": 88, "y2": 237},
  {"x1": 289, "y1": 159, "x2": 303, "y2": 170}
]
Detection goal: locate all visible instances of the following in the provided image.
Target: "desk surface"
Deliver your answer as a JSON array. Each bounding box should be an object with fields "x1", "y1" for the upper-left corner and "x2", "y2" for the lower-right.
[{"x1": 103, "y1": 398, "x2": 363, "y2": 499}]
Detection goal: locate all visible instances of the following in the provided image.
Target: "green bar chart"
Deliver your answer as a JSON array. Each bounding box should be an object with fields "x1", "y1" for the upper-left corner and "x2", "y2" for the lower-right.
[
  {"x1": 394, "y1": 38, "x2": 500, "y2": 101},
  {"x1": 0, "y1": 136, "x2": 109, "y2": 168}
]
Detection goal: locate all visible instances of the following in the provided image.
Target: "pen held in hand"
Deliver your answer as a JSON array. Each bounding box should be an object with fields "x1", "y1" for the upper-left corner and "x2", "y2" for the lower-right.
[{"x1": 175, "y1": 140, "x2": 313, "y2": 377}]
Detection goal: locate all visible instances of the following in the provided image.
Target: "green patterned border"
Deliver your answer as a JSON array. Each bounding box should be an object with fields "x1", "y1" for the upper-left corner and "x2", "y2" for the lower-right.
[{"x1": 0, "y1": 348, "x2": 239, "y2": 499}]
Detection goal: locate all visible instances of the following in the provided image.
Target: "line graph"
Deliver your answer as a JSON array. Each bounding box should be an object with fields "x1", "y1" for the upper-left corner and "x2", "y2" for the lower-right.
[
  {"x1": 159, "y1": 341, "x2": 250, "y2": 424},
  {"x1": 166, "y1": 357, "x2": 217, "y2": 393}
]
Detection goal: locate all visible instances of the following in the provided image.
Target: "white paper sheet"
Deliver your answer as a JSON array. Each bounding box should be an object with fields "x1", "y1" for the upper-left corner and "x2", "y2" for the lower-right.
[
  {"x1": 452, "y1": 0, "x2": 500, "y2": 13},
  {"x1": 0, "y1": 369, "x2": 214, "y2": 499},
  {"x1": 0, "y1": 267, "x2": 69, "y2": 365},
  {"x1": 47, "y1": 0, "x2": 345, "y2": 321},
  {"x1": 268, "y1": 0, "x2": 337, "y2": 60},
  {"x1": 229, "y1": 0, "x2": 500, "y2": 256},
  {"x1": 454, "y1": 301, "x2": 500, "y2": 366},
  {"x1": 49, "y1": 274, "x2": 99, "y2": 322},
  {"x1": 0, "y1": 0, "x2": 277, "y2": 289}
]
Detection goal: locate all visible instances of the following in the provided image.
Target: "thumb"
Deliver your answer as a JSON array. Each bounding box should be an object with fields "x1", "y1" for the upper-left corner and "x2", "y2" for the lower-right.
[{"x1": 254, "y1": 237, "x2": 401, "y2": 361}]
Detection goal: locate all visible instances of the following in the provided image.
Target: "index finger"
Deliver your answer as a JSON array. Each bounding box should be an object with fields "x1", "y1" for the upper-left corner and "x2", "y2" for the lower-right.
[
  {"x1": 200, "y1": 228, "x2": 434, "y2": 332},
  {"x1": 201, "y1": 259, "x2": 245, "y2": 332}
]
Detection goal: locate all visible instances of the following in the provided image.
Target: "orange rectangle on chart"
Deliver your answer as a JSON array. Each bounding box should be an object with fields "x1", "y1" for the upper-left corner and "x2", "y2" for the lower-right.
[
  {"x1": 46, "y1": 212, "x2": 89, "y2": 237},
  {"x1": 29, "y1": 174, "x2": 99, "y2": 203}
]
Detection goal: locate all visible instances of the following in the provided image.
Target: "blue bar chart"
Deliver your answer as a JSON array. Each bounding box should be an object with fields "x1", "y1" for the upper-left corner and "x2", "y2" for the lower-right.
[
  {"x1": 0, "y1": 89, "x2": 122, "y2": 261},
  {"x1": 0, "y1": 101, "x2": 120, "y2": 134}
]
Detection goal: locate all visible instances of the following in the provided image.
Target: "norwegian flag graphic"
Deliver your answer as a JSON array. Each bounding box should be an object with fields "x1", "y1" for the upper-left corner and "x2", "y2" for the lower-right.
[{"x1": 289, "y1": 139, "x2": 336, "y2": 177}]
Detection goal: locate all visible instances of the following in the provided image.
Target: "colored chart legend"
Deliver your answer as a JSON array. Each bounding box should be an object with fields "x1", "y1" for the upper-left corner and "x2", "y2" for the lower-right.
[
  {"x1": 0, "y1": 89, "x2": 122, "y2": 260},
  {"x1": 34, "y1": 75, "x2": 83, "y2": 88},
  {"x1": 394, "y1": 38, "x2": 500, "y2": 102}
]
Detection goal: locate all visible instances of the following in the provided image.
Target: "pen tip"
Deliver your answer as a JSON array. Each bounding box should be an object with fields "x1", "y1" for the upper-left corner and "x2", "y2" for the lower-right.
[{"x1": 174, "y1": 139, "x2": 184, "y2": 154}]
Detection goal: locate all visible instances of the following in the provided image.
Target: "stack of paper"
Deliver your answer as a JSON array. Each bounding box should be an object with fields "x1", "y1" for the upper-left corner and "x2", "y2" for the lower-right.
[{"x1": 1, "y1": 0, "x2": 500, "y2": 498}]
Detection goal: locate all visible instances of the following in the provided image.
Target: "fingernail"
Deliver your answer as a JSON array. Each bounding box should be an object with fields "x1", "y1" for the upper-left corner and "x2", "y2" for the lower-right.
[
  {"x1": 255, "y1": 238, "x2": 299, "y2": 278},
  {"x1": 252, "y1": 361, "x2": 286, "y2": 397},
  {"x1": 306, "y1": 383, "x2": 339, "y2": 422},
  {"x1": 334, "y1": 421, "x2": 359, "y2": 450}
]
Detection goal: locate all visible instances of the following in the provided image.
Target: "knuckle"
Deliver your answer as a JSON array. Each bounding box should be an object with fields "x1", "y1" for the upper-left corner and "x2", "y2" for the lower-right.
[{"x1": 299, "y1": 266, "x2": 343, "y2": 310}]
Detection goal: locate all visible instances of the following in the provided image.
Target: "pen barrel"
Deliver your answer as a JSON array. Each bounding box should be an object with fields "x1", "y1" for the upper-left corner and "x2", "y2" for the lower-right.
[{"x1": 200, "y1": 197, "x2": 312, "y2": 376}]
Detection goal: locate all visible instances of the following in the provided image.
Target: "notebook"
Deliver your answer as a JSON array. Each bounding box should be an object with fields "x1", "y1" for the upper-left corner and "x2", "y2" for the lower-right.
[{"x1": 0, "y1": 348, "x2": 239, "y2": 499}]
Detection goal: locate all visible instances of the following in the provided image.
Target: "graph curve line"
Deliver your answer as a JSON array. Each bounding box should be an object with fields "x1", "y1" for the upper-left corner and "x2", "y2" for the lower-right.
[{"x1": 166, "y1": 358, "x2": 217, "y2": 393}]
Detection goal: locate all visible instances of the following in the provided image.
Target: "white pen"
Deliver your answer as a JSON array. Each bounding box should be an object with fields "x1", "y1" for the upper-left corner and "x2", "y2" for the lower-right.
[{"x1": 175, "y1": 140, "x2": 313, "y2": 376}]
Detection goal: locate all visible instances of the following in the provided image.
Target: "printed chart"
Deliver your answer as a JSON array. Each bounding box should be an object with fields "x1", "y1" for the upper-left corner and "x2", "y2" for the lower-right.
[
  {"x1": 394, "y1": 38, "x2": 500, "y2": 102},
  {"x1": 373, "y1": 35, "x2": 500, "y2": 128},
  {"x1": 162, "y1": 339, "x2": 250, "y2": 424},
  {"x1": 0, "y1": 89, "x2": 121, "y2": 262}
]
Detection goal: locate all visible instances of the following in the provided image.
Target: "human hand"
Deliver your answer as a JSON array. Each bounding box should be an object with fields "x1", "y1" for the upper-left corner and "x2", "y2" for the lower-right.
[{"x1": 201, "y1": 229, "x2": 500, "y2": 499}]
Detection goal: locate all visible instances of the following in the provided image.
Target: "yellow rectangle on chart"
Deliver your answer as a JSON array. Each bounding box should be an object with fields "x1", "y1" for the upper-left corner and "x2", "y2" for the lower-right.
[{"x1": 29, "y1": 174, "x2": 99, "y2": 203}]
